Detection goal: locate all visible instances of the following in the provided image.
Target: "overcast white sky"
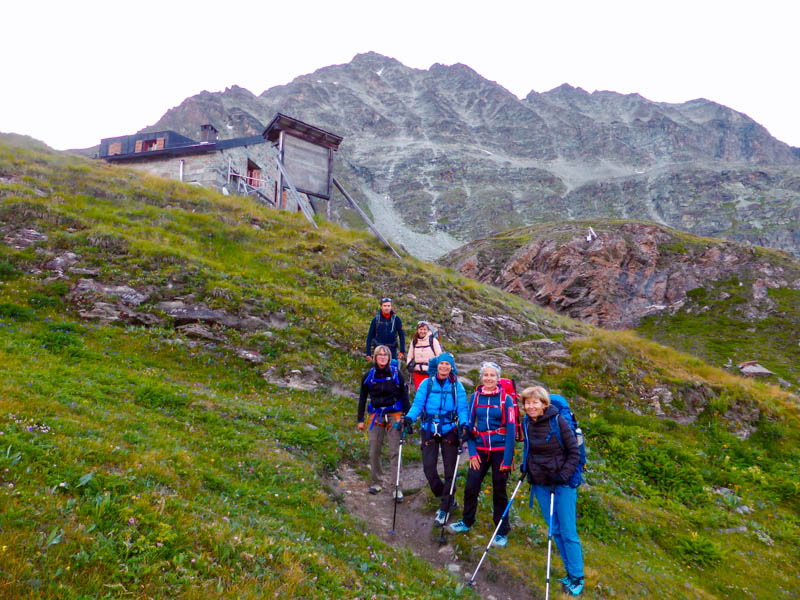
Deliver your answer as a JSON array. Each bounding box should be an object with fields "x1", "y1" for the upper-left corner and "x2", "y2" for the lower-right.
[{"x1": 2, "y1": 0, "x2": 798, "y2": 150}]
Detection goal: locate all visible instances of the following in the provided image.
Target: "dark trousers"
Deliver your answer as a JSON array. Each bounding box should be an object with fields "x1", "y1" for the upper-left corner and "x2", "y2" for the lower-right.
[
  {"x1": 462, "y1": 449, "x2": 510, "y2": 535},
  {"x1": 421, "y1": 429, "x2": 460, "y2": 511}
]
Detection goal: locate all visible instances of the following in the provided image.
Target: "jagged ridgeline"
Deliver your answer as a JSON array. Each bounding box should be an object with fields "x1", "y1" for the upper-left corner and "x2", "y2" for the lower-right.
[{"x1": 1, "y1": 134, "x2": 799, "y2": 599}]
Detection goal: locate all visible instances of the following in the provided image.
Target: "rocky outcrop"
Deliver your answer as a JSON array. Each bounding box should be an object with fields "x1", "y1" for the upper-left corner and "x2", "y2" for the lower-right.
[{"x1": 442, "y1": 221, "x2": 799, "y2": 329}]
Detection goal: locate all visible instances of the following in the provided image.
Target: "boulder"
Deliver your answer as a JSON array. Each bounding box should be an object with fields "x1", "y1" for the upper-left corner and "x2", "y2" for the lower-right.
[
  {"x1": 3, "y1": 228, "x2": 48, "y2": 249},
  {"x1": 78, "y1": 302, "x2": 161, "y2": 326},
  {"x1": 46, "y1": 252, "x2": 79, "y2": 272},
  {"x1": 72, "y1": 279, "x2": 149, "y2": 307},
  {"x1": 737, "y1": 361, "x2": 774, "y2": 377}
]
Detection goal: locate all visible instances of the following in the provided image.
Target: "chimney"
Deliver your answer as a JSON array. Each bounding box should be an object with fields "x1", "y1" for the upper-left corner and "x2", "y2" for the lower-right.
[{"x1": 199, "y1": 124, "x2": 218, "y2": 142}]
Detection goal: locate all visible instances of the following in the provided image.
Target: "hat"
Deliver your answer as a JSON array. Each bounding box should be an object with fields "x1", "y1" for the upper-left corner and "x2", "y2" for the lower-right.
[
  {"x1": 480, "y1": 361, "x2": 502, "y2": 378},
  {"x1": 430, "y1": 352, "x2": 458, "y2": 376}
]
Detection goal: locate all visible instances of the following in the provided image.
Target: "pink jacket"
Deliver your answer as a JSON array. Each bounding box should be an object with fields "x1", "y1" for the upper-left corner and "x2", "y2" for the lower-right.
[{"x1": 407, "y1": 335, "x2": 442, "y2": 373}]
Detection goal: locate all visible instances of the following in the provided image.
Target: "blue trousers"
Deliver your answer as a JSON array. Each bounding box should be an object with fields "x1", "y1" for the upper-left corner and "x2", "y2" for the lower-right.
[{"x1": 532, "y1": 484, "x2": 584, "y2": 579}]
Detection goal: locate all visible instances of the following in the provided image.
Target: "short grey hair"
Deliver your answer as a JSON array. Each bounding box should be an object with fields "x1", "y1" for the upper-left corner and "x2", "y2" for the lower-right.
[{"x1": 479, "y1": 361, "x2": 501, "y2": 378}]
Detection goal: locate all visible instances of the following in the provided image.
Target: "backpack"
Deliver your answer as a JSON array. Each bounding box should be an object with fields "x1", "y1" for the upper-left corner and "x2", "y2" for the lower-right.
[
  {"x1": 499, "y1": 378, "x2": 524, "y2": 442},
  {"x1": 364, "y1": 364, "x2": 403, "y2": 425},
  {"x1": 473, "y1": 378, "x2": 523, "y2": 442},
  {"x1": 547, "y1": 393, "x2": 587, "y2": 487}
]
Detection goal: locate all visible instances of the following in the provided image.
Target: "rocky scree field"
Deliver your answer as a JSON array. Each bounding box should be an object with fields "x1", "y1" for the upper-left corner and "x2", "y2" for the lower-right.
[{"x1": 0, "y1": 134, "x2": 799, "y2": 599}]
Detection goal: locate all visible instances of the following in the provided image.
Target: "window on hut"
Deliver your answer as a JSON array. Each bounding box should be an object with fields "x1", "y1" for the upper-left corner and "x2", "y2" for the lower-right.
[
  {"x1": 136, "y1": 137, "x2": 165, "y2": 152},
  {"x1": 246, "y1": 160, "x2": 262, "y2": 187}
]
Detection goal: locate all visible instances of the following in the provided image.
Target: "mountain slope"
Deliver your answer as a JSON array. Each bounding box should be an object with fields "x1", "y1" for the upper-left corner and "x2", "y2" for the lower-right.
[
  {"x1": 1, "y1": 136, "x2": 799, "y2": 599},
  {"x1": 143, "y1": 52, "x2": 800, "y2": 258}
]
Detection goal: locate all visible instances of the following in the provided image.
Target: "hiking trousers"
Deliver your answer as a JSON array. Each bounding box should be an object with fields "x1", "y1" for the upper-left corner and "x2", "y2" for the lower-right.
[
  {"x1": 462, "y1": 449, "x2": 510, "y2": 536},
  {"x1": 421, "y1": 429, "x2": 459, "y2": 511},
  {"x1": 368, "y1": 412, "x2": 403, "y2": 485},
  {"x1": 532, "y1": 484, "x2": 584, "y2": 579}
]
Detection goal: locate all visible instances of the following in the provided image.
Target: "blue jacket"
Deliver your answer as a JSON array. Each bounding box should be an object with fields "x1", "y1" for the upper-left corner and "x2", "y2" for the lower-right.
[
  {"x1": 467, "y1": 387, "x2": 516, "y2": 468},
  {"x1": 407, "y1": 375, "x2": 469, "y2": 435}
]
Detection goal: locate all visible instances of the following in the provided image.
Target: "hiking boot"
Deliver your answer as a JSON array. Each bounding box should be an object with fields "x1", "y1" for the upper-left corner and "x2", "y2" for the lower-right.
[
  {"x1": 558, "y1": 575, "x2": 571, "y2": 587},
  {"x1": 368, "y1": 484, "x2": 382, "y2": 495},
  {"x1": 394, "y1": 489, "x2": 404, "y2": 503},
  {"x1": 492, "y1": 534, "x2": 508, "y2": 548},
  {"x1": 447, "y1": 520, "x2": 470, "y2": 534},
  {"x1": 433, "y1": 509, "x2": 448, "y2": 527},
  {"x1": 565, "y1": 577, "x2": 584, "y2": 596}
]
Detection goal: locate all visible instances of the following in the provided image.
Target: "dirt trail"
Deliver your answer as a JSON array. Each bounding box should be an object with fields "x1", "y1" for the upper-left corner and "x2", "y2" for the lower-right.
[{"x1": 329, "y1": 460, "x2": 537, "y2": 600}]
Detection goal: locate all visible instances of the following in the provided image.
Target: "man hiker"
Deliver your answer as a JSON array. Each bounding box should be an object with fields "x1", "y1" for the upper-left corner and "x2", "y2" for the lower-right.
[{"x1": 365, "y1": 297, "x2": 406, "y2": 361}]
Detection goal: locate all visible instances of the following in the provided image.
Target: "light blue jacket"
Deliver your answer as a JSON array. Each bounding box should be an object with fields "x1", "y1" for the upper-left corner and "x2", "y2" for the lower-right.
[{"x1": 407, "y1": 375, "x2": 469, "y2": 435}]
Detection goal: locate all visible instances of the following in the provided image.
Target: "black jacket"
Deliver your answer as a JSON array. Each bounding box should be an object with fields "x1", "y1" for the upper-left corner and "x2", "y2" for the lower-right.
[
  {"x1": 357, "y1": 364, "x2": 410, "y2": 423},
  {"x1": 522, "y1": 404, "x2": 580, "y2": 486},
  {"x1": 365, "y1": 310, "x2": 406, "y2": 356}
]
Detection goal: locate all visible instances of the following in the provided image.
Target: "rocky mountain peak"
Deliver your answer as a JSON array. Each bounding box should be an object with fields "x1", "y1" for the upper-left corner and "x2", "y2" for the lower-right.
[{"x1": 137, "y1": 53, "x2": 799, "y2": 259}]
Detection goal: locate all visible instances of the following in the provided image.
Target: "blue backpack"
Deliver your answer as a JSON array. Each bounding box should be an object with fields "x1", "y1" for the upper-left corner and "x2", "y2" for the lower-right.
[{"x1": 548, "y1": 394, "x2": 587, "y2": 488}]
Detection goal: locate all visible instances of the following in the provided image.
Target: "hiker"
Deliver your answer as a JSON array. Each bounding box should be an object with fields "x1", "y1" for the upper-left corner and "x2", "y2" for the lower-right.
[
  {"x1": 357, "y1": 345, "x2": 410, "y2": 497},
  {"x1": 448, "y1": 362, "x2": 516, "y2": 547},
  {"x1": 406, "y1": 320, "x2": 442, "y2": 390},
  {"x1": 520, "y1": 386, "x2": 584, "y2": 596},
  {"x1": 403, "y1": 352, "x2": 468, "y2": 526},
  {"x1": 365, "y1": 297, "x2": 406, "y2": 361}
]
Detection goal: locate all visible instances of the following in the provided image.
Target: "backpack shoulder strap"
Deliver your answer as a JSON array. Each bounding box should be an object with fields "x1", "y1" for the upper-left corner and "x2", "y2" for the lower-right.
[
  {"x1": 364, "y1": 367, "x2": 376, "y2": 386},
  {"x1": 549, "y1": 415, "x2": 565, "y2": 450}
]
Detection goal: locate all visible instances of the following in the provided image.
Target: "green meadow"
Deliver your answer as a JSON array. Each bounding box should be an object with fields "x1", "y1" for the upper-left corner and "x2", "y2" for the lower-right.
[{"x1": 0, "y1": 135, "x2": 798, "y2": 598}]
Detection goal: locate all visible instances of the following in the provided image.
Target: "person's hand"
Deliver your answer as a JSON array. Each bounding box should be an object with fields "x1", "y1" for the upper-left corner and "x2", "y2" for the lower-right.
[
  {"x1": 500, "y1": 465, "x2": 512, "y2": 473},
  {"x1": 357, "y1": 422, "x2": 365, "y2": 431},
  {"x1": 548, "y1": 472, "x2": 566, "y2": 485},
  {"x1": 366, "y1": 356, "x2": 372, "y2": 362},
  {"x1": 469, "y1": 455, "x2": 481, "y2": 470},
  {"x1": 460, "y1": 425, "x2": 472, "y2": 444},
  {"x1": 398, "y1": 352, "x2": 405, "y2": 360}
]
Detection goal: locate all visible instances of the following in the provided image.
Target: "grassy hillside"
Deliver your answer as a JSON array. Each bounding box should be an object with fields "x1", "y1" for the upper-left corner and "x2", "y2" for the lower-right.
[{"x1": 0, "y1": 135, "x2": 799, "y2": 599}]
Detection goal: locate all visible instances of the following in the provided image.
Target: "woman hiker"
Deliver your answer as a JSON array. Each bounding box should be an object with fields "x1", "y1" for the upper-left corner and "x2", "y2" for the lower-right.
[
  {"x1": 406, "y1": 321, "x2": 442, "y2": 391},
  {"x1": 357, "y1": 345, "x2": 410, "y2": 498},
  {"x1": 520, "y1": 385, "x2": 584, "y2": 596},
  {"x1": 448, "y1": 362, "x2": 516, "y2": 548},
  {"x1": 402, "y1": 352, "x2": 468, "y2": 526}
]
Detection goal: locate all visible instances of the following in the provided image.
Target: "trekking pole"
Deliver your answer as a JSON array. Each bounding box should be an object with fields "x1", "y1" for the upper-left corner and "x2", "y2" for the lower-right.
[
  {"x1": 467, "y1": 473, "x2": 526, "y2": 587},
  {"x1": 437, "y1": 442, "x2": 463, "y2": 544},
  {"x1": 389, "y1": 423, "x2": 406, "y2": 535},
  {"x1": 545, "y1": 486, "x2": 555, "y2": 600}
]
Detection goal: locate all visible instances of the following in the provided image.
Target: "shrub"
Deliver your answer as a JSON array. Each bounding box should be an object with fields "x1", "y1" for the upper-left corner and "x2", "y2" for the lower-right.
[
  {"x1": 0, "y1": 259, "x2": 21, "y2": 280},
  {"x1": 673, "y1": 532, "x2": 725, "y2": 567},
  {"x1": 134, "y1": 382, "x2": 190, "y2": 410}
]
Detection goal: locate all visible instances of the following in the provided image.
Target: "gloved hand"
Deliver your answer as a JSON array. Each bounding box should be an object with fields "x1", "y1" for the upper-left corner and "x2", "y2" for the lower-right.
[
  {"x1": 407, "y1": 359, "x2": 416, "y2": 371},
  {"x1": 403, "y1": 416, "x2": 414, "y2": 435},
  {"x1": 548, "y1": 472, "x2": 567, "y2": 485},
  {"x1": 460, "y1": 425, "x2": 472, "y2": 443},
  {"x1": 520, "y1": 461, "x2": 528, "y2": 474}
]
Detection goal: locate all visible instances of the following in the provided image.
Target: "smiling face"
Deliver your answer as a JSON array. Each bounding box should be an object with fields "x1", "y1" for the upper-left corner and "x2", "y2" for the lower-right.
[
  {"x1": 417, "y1": 323, "x2": 429, "y2": 337},
  {"x1": 437, "y1": 360, "x2": 452, "y2": 379},
  {"x1": 374, "y1": 349, "x2": 390, "y2": 368},
  {"x1": 524, "y1": 396, "x2": 546, "y2": 419},
  {"x1": 481, "y1": 367, "x2": 498, "y2": 391}
]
